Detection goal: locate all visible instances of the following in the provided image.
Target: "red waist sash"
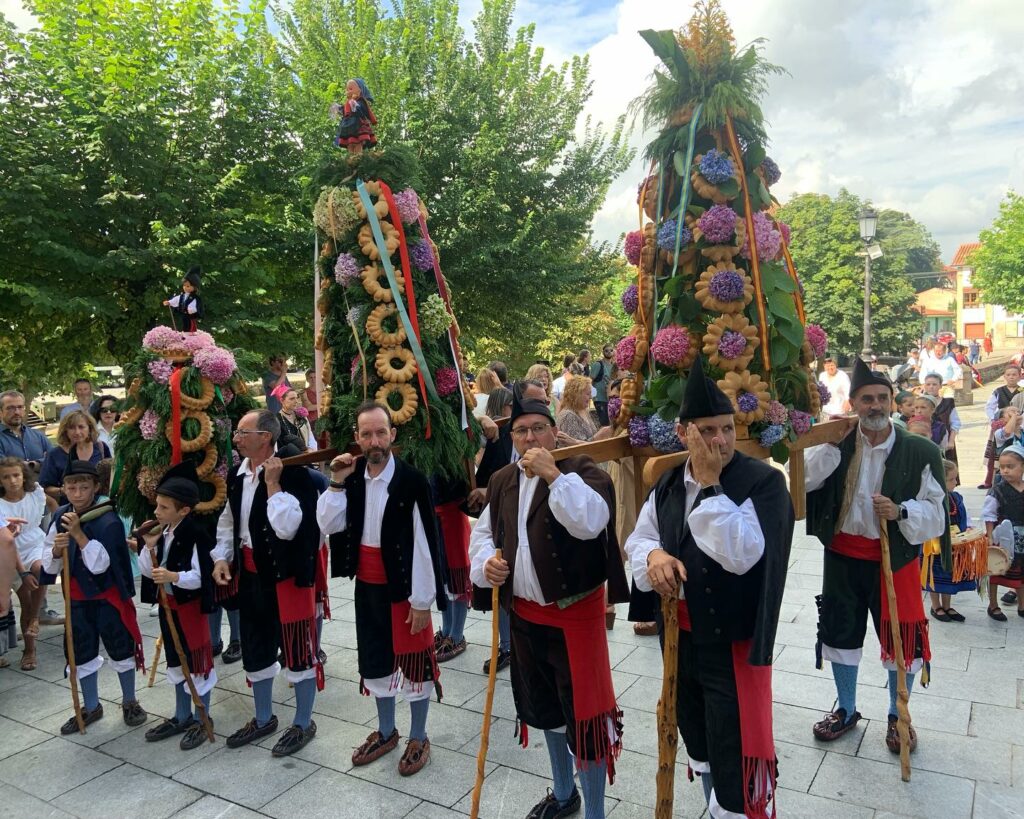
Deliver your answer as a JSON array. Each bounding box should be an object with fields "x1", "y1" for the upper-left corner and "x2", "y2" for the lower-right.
[{"x1": 70, "y1": 578, "x2": 145, "y2": 671}]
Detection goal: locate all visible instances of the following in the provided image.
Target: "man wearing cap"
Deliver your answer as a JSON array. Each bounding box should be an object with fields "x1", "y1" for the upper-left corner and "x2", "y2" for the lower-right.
[
  {"x1": 806, "y1": 358, "x2": 948, "y2": 753},
  {"x1": 624, "y1": 361, "x2": 793, "y2": 819},
  {"x1": 211, "y1": 409, "x2": 322, "y2": 757},
  {"x1": 137, "y1": 462, "x2": 218, "y2": 751},
  {"x1": 40, "y1": 460, "x2": 147, "y2": 733},
  {"x1": 470, "y1": 384, "x2": 629, "y2": 819}
]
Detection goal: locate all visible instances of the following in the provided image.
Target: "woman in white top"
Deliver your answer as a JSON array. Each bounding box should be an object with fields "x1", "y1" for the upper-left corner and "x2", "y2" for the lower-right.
[
  {"x1": 91, "y1": 395, "x2": 119, "y2": 460},
  {"x1": 0, "y1": 456, "x2": 47, "y2": 670},
  {"x1": 472, "y1": 368, "x2": 502, "y2": 418}
]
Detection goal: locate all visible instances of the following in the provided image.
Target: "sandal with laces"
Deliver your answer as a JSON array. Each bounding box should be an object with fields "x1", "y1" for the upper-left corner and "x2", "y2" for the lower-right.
[{"x1": 812, "y1": 708, "x2": 861, "y2": 741}]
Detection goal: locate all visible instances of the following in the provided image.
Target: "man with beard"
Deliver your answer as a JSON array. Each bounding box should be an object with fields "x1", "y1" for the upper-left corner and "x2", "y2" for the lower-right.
[
  {"x1": 806, "y1": 358, "x2": 948, "y2": 754},
  {"x1": 318, "y1": 401, "x2": 445, "y2": 776},
  {"x1": 211, "y1": 410, "x2": 321, "y2": 758},
  {"x1": 624, "y1": 363, "x2": 792, "y2": 819},
  {"x1": 0, "y1": 391, "x2": 52, "y2": 467}
]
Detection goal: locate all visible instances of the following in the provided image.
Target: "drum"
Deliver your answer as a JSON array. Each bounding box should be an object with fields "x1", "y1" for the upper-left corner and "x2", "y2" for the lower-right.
[
  {"x1": 987, "y1": 545, "x2": 1011, "y2": 577},
  {"x1": 951, "y1": 527, "x2": 989, "y2": 583}
]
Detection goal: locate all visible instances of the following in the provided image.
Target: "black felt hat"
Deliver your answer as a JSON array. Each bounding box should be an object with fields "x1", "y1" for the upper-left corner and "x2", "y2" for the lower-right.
[
  {"x1": 510, "y1": 381, "x2": 555, "y2": 425},
  {"x1": 678, "y1": 357, "x2": 735, "y2": 423},
  {"x1": 155, "y1": 461, "x2": 200, "y2": 507},
  {"x1": 63, "y1": 459, "x2": 99, "y2": 480},
  {"x1": 184, "y1": 265, "x2": 202, "y2": 289},
  {"x1": 849, "y1": 356, "x2": 893, "y2": 397}
]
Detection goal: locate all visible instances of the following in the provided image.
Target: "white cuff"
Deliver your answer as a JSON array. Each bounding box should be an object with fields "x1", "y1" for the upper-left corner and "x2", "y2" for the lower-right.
[{"x1": 246, "y1": 661, "x2": 281, "y2": 684}]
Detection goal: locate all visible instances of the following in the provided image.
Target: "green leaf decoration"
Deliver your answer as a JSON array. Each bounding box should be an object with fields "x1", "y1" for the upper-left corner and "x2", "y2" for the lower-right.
[
  {"x1": 673, "y1": 150, "x2": 687, "y2": 176},
  {"x1": 770, "y1": 440, "x2": 790, "y2": 464},
  {"x1": 717, "y1": 177, "x2": 739, "y2": 198},
  {"x1": 676, "y1": 292, "x2": 701, "y2": 320},
  {"x1": 744, "y1": 143, "x2": 766, "y2": 170}
]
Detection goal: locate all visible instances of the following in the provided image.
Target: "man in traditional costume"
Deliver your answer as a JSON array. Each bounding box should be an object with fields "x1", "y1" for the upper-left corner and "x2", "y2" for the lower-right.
[
  {"x1": 624, "y1": 364, "x2": 793, "y2": 819},
  {"x1": 138, "y1": 462, "x2": 218, "y2": 751},
  {"x1": 41, "y1": 460, "x2": 147, "y2": 733},
  {"x1": 318, "y1": 401, "x2": 446, "y2": 777},
  {"x1": 470, "y1": 388, "x2": 628, "y2": 819},
  {"x1": 806, "y1": 358, "x2": 948, "y2": 753},
  {"x1": 211, "y1": 410, "x2": 322, "y2": 757}
]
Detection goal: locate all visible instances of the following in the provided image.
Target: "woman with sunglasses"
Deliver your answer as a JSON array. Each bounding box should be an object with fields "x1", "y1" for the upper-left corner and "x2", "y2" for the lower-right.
[{"x1": 91, "y1": 395, "x2": 120, "y2": 461}]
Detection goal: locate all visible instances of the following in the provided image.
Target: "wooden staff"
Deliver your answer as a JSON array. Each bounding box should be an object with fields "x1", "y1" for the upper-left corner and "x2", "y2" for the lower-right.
[
  {"x1": 470, "y1": 547, "x2": 502, "y2": 819},
  {"x1": 59, "y1": 541, "x2": 86, "y2": 734},
  {"x1": 147, "y1": 636, "x2": 163, "y2": 687},
  {"x1": 655, "y1": 582, "x2": 680, "y2": 818},
  {"x1": 879, "y1": 521, "x2": 912, "y2": 781},
  {"x1": 147, "y1": 541, "x2": 215, "y2": 743}
]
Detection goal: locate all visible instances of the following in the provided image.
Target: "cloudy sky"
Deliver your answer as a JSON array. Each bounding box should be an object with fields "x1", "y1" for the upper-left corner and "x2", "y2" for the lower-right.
[{"x1": 5, "y1": 0, "x2": 1022, "y2": 262}]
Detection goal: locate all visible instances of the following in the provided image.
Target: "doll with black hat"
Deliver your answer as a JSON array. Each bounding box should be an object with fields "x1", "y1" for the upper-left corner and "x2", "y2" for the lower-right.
[{"x1": 163, "y1": 265, "x2": 204, "y2": 332}]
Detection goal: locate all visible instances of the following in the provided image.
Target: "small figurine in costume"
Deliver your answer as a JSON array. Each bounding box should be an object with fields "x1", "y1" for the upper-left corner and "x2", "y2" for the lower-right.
[
  {"x1": 163, "y1": 266, "x2": 204, "y2": 332},
  {"x1": 331, "y1": 79, "x2": 377, "y2": 155}
]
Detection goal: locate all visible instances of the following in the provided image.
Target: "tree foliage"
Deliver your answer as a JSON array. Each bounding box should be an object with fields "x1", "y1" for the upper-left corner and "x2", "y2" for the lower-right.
[
  {"x1": 778, "y1": 189, "x2": 929, "y2": 356},
  {"x1": 972, "y1": 190, "x2": 1024, "y2": 312}
]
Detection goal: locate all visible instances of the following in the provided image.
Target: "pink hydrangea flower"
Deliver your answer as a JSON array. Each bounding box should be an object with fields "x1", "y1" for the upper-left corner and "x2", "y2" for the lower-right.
[
  {"x1": 651, "y1": 326, "x2": 691, "y2": 367},
  {"x1": 193, "y1": 346, "x2": 237, "y2": 385},
  {"x1": 139, "y1": 409, "x2": 161, "y2": 441},
  {"x1": 615, "y1": 336, "x2": 638, "y2": 370},
  {"x1": 147, "y1": 358, "x2": 174, "y2": 384},
  {"x1": 765, "y1": 400, "x2": 788, "y2": 425},
  {"x1": 436, "y1": 366, "x2": 459, "y2": 397},
  {"x1": 805, "y1": 324, "x2": 828, "y2": 360},
  {"x1": 778, "y1": 221, "x2": 792, "y2": 248},
  {"x1": 392, "y1": 188, "x2": 421, "y2": 225},
  {"x1": 740, "y1": 211, "x2": 782, "y2": 261},
  {"x1": 789, "y1": 409, "x2": 812, "y2": 435},
  {"x1": 624, "y1": 230, "x2": 643, "y2": 265},
  {"x1": 143, "y1": 326, "x2": 184, "y2": 350},
  {"x1": 178, "y1": 331, "x2": 215, "y2": 353}
]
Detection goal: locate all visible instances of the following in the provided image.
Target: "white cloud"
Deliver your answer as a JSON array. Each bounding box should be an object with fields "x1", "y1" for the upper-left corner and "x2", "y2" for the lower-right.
[{"x1": 0, "y1": 0, "x2": 34, "y2": 28}]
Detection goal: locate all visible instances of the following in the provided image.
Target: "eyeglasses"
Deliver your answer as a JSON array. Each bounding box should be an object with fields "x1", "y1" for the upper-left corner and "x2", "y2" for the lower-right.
[
  {"x1": 232, "y1": 429, "x2": 268, "y2": 437},
  {"x1": 510, "y1": 423, "x2": 553, "y2": 439},
  {"x1": 100, "y1": 407, "x2": 116, "y2": 414}
]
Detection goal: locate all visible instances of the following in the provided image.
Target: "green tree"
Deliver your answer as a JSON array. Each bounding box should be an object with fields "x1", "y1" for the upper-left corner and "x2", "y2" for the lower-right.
[
  {"x1": 875, "y1": 208, "x2": 943, "y2": 290},
  {"x1": 778, "y1": 189, "x2": 921, "y2": 356},
  {"x1": 0, "y1": 0, "x2": 310, "y2": 394},
  {"x1": 275, "y1": 0, "x2": 634, "y2": 362},
  {"x1": 972, "y1": 190, "x2": 1024, "y2": 312}
]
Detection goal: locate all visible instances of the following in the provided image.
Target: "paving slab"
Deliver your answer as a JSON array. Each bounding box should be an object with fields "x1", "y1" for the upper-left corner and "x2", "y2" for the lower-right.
[
  {"x1": 51, "y1": 762, "x2": 202, "y2": 818},
  {"x1": 0, "y1": 737, "x2": 120, "y2": 801},
  {"x1": 173, "y1": 795, "x2": 268, "y2": 819},
  {"x1": 0, "y1": 781, "x2": 78, "y2": 819},
  {"x1": 261, "y1": 767, "x2": 419, "y2": 819},
  {"x1": 0, "y1": 714, "x2": 54, "y2": 761}
]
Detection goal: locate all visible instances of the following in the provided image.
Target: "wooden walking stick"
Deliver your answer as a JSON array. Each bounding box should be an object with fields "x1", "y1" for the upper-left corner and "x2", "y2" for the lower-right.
[
  {"x1": 655, "y1": 581, "x2": 680, "y2": 818},
  {"x1": 879, "y1": 521, "x2": 912, "y2": 782},
  {"x1": 147, "y1": 636, "x2": 163, "y2": 687},
  {"x1": 59, "y1": 537, "x2": 86, "y2": 734},
  {"x1": 470, "y1": 547, "x2": 502, "y2": 819},
  {"x1": 148, "y1": 542, "x2": 215, "y2": 743}
]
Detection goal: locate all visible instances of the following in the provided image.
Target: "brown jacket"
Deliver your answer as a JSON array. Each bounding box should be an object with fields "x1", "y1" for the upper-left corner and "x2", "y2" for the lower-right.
[{"x1": 487, "y1": 455, "x2": 629, "y2": 609}]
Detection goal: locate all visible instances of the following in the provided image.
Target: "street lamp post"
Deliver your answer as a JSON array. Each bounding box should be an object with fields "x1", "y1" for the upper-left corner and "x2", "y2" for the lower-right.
[{"x1": 859, "y1": 207, "x2": 878, "y2": 359}]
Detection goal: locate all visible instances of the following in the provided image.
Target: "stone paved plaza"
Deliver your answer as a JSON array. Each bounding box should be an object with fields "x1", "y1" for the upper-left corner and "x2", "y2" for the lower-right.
[{"x1": 2, "y1": 394, "x2": 1023, "y2": 818}]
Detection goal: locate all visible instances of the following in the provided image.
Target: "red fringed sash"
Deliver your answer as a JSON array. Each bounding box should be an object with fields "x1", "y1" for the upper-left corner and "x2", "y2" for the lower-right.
[
  {"x1": 514, "y1": 588, "x2": 622, "y2": 783},
  {"x1": 832, "y1": 534, "x2": 931, "y2": 673},
  {"x1": 677, "y1": 599, "x2": 777, "y2": 818},
  {"x1": 436, "y1": 502, "x2": 471, "y2": 601},
  {"x1": 275, "y1": 579, "x2": 323, "y2": 690},
  {"x1": 166, "y1": 596, "x2": 214, "y2": 676},
  {"x1": 70, "y1": 578, "x2": 145, "y2": 671},
  {"x1": 356, "y1": 545, "x2": 438, "y2": 691},
  {"x1": 315, "y1": 543, "x2": 331, "y2": 621}
]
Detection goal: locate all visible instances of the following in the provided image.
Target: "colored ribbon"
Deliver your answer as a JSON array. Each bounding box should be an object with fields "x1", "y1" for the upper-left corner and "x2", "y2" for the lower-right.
[
  {"x1": 169, "y1": 366, "x2": 184, "y2": 465},
  {"x1": 724, "y1": 115, "x2": 771, "y2": 371},
  {"x1": 416, "y1": 211, "x2": 470, "y2": 433}
]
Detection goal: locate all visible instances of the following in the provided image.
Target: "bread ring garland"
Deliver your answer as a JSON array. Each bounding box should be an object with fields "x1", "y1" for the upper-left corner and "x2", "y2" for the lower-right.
[
  {"x1": 365, "y1": 303, "x2": 407, "y2": 347},
  {"x1": 375, "y1": 346, "x2": 417, "y2": 384},
  {"x1": 194, "y1": 473, "x2": 227, "y2": 515},
  {"x1": 361, "y1": 264, "x2": 406, "y2": 303},
  {"x1": 117, "y1": 405, "x2": 143, "y2": 428},
  {"x1": 178, "y1": 376, "x2": 215, "y2": 411},
  {"x1": 358, "y1": 221, "x2": 399, "y2": 261},
  {"x1": 352, "y1": 189, "x2": 390, "y2": 221},
  {"x1": 195, "y1": 443, "x2": 219, "y2": 477},
  {"x1": 375, "y1": 382, "x2": 419, "y2": 425},
  {"x1": 166, "y1": 409, "x2": 213, "y2": 453}
]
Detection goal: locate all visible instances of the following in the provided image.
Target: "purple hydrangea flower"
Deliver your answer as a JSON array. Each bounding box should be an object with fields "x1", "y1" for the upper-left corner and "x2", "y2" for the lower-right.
[
  {"x1": 648, "y1": 415, "x2": 684, "y2": 453},
  {"x1": 717, "y1": 330, "x2": 747, "y2": 360},
  {"x1": 651, "y1": 326, "x2": 692, "y2": 367},
  {"x1": 628, "y1": 415, "x2": 651, "y2": 448},
  {"x1": 697, "y1": 204, "x2": 738, "y2": 245},
  {"x1": 759, "y1": 424, "x2": 786, "y2": 447},
  {"x1": 737, "y1": 391, "x2": 760, "y2": 413},
  {"x1": 436, "y1": 367, "x2": 459, "y2": 397},
  {"x1": 334, "y1": 252, "x2": 360, "y2": 286},
  {"x1": 806, "y1": 324, "x2": 828, "y2": 359},
  {"x1": 615, "y1": 336, "x2": 638, "y2": 370},
  {"x1": 607, "y1": 397, "x2": 622, "y2": 422},
  {"x1": 740, "y1": 211, "x2": 782, "y2": 261},
  {"x1": 699, "y1": 149, "x2": 735, "y2": 186},
  {"x1": 410, "y1": 239, "x2": 434, "y2": 272},
  {"x1": 816, "y1": 381, "x2": 831, "y2": 408},
  {"x1": 624, "y1": 230, "x2": 643, "y2": 265},
  {"x1": 789, "y1": 409, "x2": 812, "y2": 435},
  {"x1": 147, "y1": 358, "x2": 174, "y2": 385},
  {"x1": 765, "y1": 400, "x2": 788, "y2": 425},
  {"x1": 392, "y1": 188, "x2": 421, "y2": 224},
  {"x1": 760, "y1": 156, "x2": 782, "y2": 187},
  {"x1": 621, "y1": 283, "x2": 639, "y2": 315},
  {"x1": 707, "y1": 269, "x2": 745, "y2": 302},
  {"x1": 139, "y1": 409, "x2": 161, "y2": 441},
  {"x1": 656, "y1": 219, "x2": 693, "y2": 252}
]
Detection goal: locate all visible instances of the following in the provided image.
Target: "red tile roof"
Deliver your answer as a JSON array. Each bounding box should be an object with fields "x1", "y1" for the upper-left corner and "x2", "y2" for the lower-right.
[{"x1": 951, "y1": 242, "x2": 981, "y2": 267}]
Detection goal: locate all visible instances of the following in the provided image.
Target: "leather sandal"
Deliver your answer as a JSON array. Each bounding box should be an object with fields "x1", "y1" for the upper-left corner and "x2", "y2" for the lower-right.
[
  {"x1": 812, "y1": 708, "x2": 861, "y2": 741},
  {"x1": 885, "y1": 714, "x2": 918, "y2": 753},
  {"x1": 398, "y1": 737, "x2": 431, "y2": 776},
  {"x1": 19, "y1": 650, "x2": 37, "y2": 671},
  {"x1": 352, "y1": 728, "x2": 400, "y2": 766}
]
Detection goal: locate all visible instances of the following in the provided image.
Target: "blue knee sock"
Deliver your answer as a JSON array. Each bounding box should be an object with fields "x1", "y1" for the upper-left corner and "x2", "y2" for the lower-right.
[
  {"x1": 887, "y1": 670, "x2": 916, "y2": 717},
  {"x1": 293, "y1": 677, "x2": 316, "y2": 729},
  {"x1": 449, "y1": 600, "x2": 469, "y2": 643},
  {"x1": 700, "y1": 771, "x2": 714, "y2": 806},
  {"x1": 227, "y1": 608, "x2": 240, "y2": 643},
  {"x1": 498, "y1": 607, "x2": 510, "y2": 652},
  {"x1": 117, "y1": 669, "x2": 136, "y2": 703},
  {"x1": 376, "y1": 696, "x2": 396, "y2": 737},
  {"x1": 175, "y1": 682, "x2": 191, "y2": 722},
  {"x1": 208, "y1": 608, "x2": 223, "y2": 650},
  {"x1": 252, "y1": 678, "x2": 274, "y2": 727},
  {"x1": 544, "y1": 730, "x2": 576, "y2": 803},
  {"x1": 577, "y1": 760, "x2": 606, "y2": 819},
  {"x1": 409, "y1": 697, "x2": 429, "y2": 741},
  {"x1": 80, "y1": 672, "x2": 100, "y2": 711},
  {"x1": 831, "y1": 662, "x2": 859, "y2": 718},
  {"x1": 440, "y1": 601, "x2": 453, "y2": 638},
  {"x1": 196, "y1": 690, "x2": 211, "y2": 721}
]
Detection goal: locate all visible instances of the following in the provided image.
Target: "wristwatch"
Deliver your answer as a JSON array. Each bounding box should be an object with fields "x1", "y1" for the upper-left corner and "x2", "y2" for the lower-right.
[
  {"x1": 329, "y1": 480, "x2": 346, "y2": 490},
  {"x1": 898, "y1": 504, "x2": 909, "y2": 521},
  {"x1": 697, "y1": 484, "x2": 723, "y2": 501}
]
